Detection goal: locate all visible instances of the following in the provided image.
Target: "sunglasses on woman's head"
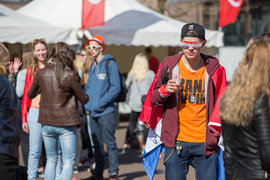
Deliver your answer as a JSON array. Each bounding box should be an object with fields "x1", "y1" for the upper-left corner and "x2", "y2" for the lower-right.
[
  {"x1": 87, "y1": 45, "x2": 101, "y2": 50},
  {"x1": 180, "y1": 41, "x2": 202, "y2": 49}
]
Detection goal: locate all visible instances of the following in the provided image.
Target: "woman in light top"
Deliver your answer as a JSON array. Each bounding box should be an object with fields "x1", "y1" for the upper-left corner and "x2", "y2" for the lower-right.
[
  {"x1": 122, "y1": 53, "x2": 155, "y2": 154},
  {"x1": 16, "y1": 49, "x2": 32, "y2": 98}
]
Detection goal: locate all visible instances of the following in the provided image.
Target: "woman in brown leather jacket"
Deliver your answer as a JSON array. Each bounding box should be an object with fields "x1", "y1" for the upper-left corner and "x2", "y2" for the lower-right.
[
  {"x1": 28, "y1": 42, "x2": 89, "y2": 180},
  {"x1": 220, "y1": 39, "x2": 270, "y2": 179}
]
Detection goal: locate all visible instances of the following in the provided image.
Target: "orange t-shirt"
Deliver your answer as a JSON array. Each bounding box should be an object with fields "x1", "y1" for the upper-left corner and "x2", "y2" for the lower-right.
[{"x1": 176, "y1": 57, "x2": 206, "y2": 142}]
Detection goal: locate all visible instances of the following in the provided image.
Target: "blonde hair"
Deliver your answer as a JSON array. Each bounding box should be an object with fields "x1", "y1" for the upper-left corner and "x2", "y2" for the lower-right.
[
  {"x1": 30, "y1": 38, "x2": 48, "y2": 75},
  {"x1": 82, "y1": 51, "x2": 94, "y2": 85},
  {"x1": 246, "y1": 36, "x2": 263, "y2": 48},
  {"x1": 0, "y1": 43, "x2": 10, "y2": 75},
  {"x1": 220, "y1": 40, "x2": 270, "y2": 126},
  {"x1": 22, "y1": 49, "x2": 33, "y2": 69},
  {"x1": 129, "y1": 53, "x2": 149, "y2": 82}
]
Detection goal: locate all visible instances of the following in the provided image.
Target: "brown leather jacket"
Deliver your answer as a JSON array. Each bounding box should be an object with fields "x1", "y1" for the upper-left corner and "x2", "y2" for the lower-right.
[{"x1": 28, "y1": 63, "x2": 89, "y2": 126}]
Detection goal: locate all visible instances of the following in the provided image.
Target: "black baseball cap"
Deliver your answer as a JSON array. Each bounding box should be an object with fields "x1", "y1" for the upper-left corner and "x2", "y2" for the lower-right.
[{"x1": 181, "y1": 23, "x2": 206, "y2": 40}]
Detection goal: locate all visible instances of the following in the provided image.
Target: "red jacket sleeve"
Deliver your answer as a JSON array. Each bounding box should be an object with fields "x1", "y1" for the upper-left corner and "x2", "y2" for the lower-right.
[
  {"x1": 21, "y1": 67, "x2": 33, "y2": 123},
  {"x1": 139, "y1": 61, "x2": 165, "y2": 129},
  {"x1": 208, "y1": 65, "x2": 227, "y2": 135}
]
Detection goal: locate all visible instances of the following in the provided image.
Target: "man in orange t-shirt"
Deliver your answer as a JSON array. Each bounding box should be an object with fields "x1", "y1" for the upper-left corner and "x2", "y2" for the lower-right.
[{"x1": 151, "y1": 23, "x2": 227, "y2": 180}]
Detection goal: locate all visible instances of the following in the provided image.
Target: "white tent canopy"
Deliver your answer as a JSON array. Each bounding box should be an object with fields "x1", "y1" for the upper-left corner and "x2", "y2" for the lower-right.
[
  {"x1": 217, "y1": 46, "x2": 246, "y2": 82},
  {"x1": 0, "y1": 4, "x2": 79, "y2": 45},
  {"x1": 18, "y1": 0, "x2": 224, "y2": 47}
]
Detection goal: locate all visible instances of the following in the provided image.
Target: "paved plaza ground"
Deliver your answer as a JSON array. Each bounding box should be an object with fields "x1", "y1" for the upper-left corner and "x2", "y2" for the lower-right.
[{"x1": 19, "y1": 121, "x2": 195, "y2": 180}]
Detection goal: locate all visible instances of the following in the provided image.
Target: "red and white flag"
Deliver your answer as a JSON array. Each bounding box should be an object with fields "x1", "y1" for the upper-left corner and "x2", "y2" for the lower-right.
[
  {"x1": 219, "y1": 0, "x2": 243, "y2": 27},
  {"x1": 81, "y1": 0, "x2": 105, "y2": 29}
]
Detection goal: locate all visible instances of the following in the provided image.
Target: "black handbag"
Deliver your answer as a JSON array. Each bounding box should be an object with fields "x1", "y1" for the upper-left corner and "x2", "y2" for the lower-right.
[{"x1": 141, "y1": 95, "x2": 147, "y2": 105}]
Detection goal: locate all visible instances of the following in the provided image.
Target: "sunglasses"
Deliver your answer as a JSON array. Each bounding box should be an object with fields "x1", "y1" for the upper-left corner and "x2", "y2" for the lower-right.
[
  {"x1": 87, "y1": 45, "x2": 101, "y2": 50},
  {"x1": 180, "y1": 41, "x2": 202, "y2": 49}
]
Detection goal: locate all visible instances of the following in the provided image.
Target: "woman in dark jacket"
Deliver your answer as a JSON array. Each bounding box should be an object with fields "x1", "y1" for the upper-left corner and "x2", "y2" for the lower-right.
[
  {"x1": 220, "y1": 39, "x2": 270, "y2": 180},
  {"x1": 28, "y1": 42, "x2": 89, "y2": 180}
]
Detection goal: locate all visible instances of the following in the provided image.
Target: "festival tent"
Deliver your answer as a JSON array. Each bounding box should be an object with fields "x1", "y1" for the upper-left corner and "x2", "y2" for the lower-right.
[
  {"x1": 218, "y1": 46, "x2": 246, "y2": 82},
  {"x1": 17, "y1": 0, "x2": 224, "y2": 48},
  {"x1": 0, "y1": 4, "x2": 78, "y2": 45}
]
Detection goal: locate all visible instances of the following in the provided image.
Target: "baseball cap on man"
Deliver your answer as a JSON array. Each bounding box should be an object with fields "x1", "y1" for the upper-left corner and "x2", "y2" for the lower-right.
[
  {"x1": 181, "y1": 23, "x2": 206, "y2": 40},
  {"x1": 87, "y1": 35, "x2": 105, "y2": 51}
]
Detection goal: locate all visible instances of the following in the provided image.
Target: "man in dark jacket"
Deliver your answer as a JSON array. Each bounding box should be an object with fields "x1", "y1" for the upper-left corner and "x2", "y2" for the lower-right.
[
  {"x1": 0, "y1": 74, "x2": 22, "y2": 179},
  {"x1": 0, "y1": 43, "x2": 23, "y2": 179},
  {"x1": 151, "y1": 23, "x2": 227, "y2": 180}
]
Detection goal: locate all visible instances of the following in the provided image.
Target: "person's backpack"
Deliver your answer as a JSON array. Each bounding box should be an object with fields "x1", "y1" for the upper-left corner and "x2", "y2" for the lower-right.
[{"x1": 105, "y1": 58, "x2": 128, "y2": 102}]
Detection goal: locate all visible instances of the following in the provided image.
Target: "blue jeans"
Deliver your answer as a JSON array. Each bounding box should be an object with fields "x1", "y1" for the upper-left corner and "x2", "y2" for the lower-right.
[
  {"x1": 164, "y1": 142, "x2": 218, "y2": 180},
  {"x1": 42, "y1": 125, "x2": 77, "y2": 180},
  {"x1": 89, "y1": 112, "x2": 119, "y2": 175},
  {"x1": 27, "y1": 108, "x2": 43, "y2": 180}
]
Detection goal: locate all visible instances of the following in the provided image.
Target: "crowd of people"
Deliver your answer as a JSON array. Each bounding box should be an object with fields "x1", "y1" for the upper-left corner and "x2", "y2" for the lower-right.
[{"x1": 0, "y1": 22, "x2": 270, "y2": 180}]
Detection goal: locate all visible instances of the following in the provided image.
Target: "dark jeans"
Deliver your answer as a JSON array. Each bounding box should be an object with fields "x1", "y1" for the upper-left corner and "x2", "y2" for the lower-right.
[
  {"x1": 142, "y1": 124, "x2": 149, "y2": 145},
  {"x1": 125, "y1": 111, "x2": 149, "y2": 145},
  {"x1": 125, "y1": 111, "x2": 140, "y2": 144},
  {"x1": 164, "y1": 142, "x2": 218, "y2": 180},
  {"x1": 21, "y1": 131, "x2": 29, "y2": 167},
  {"x1": 0, "y1": 154, "x2": 27, "y2": 180},
  {"x1": 232, "y1": 177, "x2": 269, "y2": 180},
  {"x1": 74, "y1": 127, "x2": 82, "y2": 168},
  {"x1": 89, "y1": 112, "x2": 119, "y2": 175}
]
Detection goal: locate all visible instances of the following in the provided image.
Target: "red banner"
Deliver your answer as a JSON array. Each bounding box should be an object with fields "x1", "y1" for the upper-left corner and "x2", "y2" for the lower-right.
[
  {"x1": 219, "y1": 0, "x2": 243, "y2": 27},
  {"x1": 81, "y1": 0, "x2": 105, "y2": 29}
]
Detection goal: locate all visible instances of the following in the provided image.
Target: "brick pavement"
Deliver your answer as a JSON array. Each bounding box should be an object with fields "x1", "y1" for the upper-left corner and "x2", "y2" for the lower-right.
[{"x1": 19, "y1": 121, "x2": 195, "y2": 180}]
